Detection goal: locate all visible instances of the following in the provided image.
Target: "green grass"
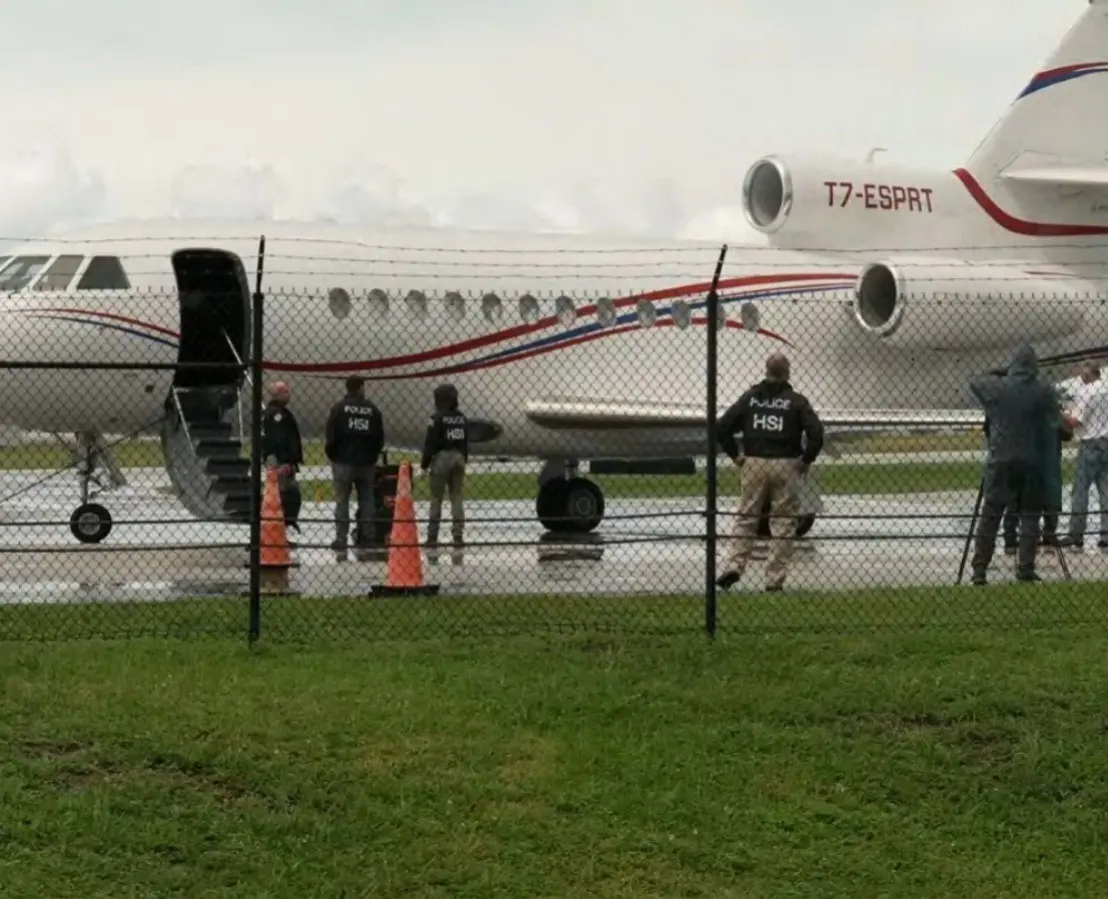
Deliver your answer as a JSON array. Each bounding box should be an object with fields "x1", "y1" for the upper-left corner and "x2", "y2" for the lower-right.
[{"x1": 2, "y1": 585, "x2": 1108, "y2": 896}]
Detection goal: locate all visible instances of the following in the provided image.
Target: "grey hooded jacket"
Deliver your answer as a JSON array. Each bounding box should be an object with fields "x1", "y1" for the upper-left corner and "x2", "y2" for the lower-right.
[{"x1": 969, "y1": 343, "x2": 1061, "y2": 467}]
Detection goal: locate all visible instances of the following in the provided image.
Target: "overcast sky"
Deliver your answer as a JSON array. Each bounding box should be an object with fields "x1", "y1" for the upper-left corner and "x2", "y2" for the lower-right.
[{"x1": 0, "y1": 0, "x2": 1083, "y2": 240}]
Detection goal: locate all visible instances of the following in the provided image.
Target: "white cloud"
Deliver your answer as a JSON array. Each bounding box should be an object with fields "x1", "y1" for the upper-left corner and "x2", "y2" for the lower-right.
[
  {"x1": 169, "y1": 162, "x2": 284, "y2": 219},
  {"x1": 0, "y1": 145, "x2": 105, "y2": 243},
  {"x1": 0, "y1": 0, "x2": 1087, "y2": 240}
]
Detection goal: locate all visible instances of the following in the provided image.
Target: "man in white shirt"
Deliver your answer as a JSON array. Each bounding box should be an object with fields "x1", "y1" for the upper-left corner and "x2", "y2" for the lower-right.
[{"x1": 1060, "y1": 361, "x2": 1108, "y2": 550}]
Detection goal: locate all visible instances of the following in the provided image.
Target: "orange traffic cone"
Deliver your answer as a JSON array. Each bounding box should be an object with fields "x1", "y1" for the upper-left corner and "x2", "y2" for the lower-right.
[
  {"x1": 370, "y1": 460, "x2": 440, "y2": 597},
  {"x1": 257, "y1": 466, "x2": 298, "y2": 593}
]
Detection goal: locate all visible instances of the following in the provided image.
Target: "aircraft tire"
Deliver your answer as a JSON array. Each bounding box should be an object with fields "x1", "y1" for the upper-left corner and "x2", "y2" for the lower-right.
[
  {"x1": 536, "y1": 479, "x2": 570, "y2": 532},
  {"x1": 536, "y1": 477, "x2": 604, "y2": 533},
  {"x1": 70, "y1": 502, "x2": 112, "y2": 544},
  {"x1": 563, "y1": 477, "x2": 604, "y2": 533}
]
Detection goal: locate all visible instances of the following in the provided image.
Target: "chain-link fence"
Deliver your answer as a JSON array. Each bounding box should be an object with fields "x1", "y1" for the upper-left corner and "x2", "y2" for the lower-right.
[{"x1": 0, "y1": 233, "x2": 1104, "y2": 643}]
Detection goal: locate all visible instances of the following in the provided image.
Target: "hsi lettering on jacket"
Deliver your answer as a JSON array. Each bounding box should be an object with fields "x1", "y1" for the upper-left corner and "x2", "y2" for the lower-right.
[
  {"x1": 716, "y1": 378, "x2": 826, "y2": 464},
  {"x1": 324, "y1": 394, "x2": 385, "y2": 465}
]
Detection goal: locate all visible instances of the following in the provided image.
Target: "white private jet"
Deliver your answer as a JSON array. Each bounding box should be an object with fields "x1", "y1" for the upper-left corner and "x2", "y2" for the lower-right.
[{"x1": 2, "y1": 0, "x2": 1108, "y2": 545}]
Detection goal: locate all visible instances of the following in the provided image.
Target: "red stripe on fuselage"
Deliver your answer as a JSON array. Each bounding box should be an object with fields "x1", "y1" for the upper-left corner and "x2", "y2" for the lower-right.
[
  {"x1": 353, "y1": 317, "x2": 794, "y2": 381},
  {"x1": 19, "y1": 272, "x2": 836, "y2": 374},
  {"x1": 22, "y1": 307, "x2": 181, "y2": 338},
  {"x1": 953, "y1": 168, "x2": 1108, "y2": 237},
  {"x1": 266, "y1": 273, "x2": 834, "y2": 373}
]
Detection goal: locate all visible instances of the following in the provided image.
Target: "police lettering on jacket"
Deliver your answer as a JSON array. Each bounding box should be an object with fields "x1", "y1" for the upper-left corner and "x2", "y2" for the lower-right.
[
  {"x1": 324, "y1": 395, "x2": 385, "y2": 466},
  {"x1": 716, "y1": 379, "x2": 825, "y2": 463},
  {"x1": 421, "y1": 411, "x2": 468, "y2": 469}
]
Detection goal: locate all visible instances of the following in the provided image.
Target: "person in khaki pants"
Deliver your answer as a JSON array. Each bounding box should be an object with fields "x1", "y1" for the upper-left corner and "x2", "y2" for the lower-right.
[{"x1": 714, "y1": 353, "x2": 825, "y2": 592}]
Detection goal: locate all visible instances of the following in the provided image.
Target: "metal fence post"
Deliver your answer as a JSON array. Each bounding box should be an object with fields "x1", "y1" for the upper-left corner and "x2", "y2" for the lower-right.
[
  {"x1": 248, "y1": 235, "x2": 267, "y2": 647},
  {"x1": 705, "y1": 243, "x2": 728, "y2": 639}
]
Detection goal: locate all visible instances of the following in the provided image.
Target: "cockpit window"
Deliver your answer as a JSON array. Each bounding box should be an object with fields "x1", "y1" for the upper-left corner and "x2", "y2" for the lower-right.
[
  {"x1": 76, "y1": 256, "x2": 130, "y2": 290},
  {"x1": 0, "y1": 256, "x2": 50, "y2": 292},
  {"x1": 33, "y1": 255, "x2": 84, "y2": 291}
]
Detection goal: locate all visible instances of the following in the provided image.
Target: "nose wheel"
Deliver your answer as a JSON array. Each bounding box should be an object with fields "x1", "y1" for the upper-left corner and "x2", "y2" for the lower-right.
[
  {"x1": 57, "y1": 429, "x2": 125, "y2": 544},
  {"x1": 70, "y1": 502, "x2": 113, "y2": 544}
]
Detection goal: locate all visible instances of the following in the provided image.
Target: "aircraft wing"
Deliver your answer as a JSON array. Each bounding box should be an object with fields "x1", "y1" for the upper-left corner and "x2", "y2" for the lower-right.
[{"x1": 524, "y1": 397, "x2": 984, "y2": 433}]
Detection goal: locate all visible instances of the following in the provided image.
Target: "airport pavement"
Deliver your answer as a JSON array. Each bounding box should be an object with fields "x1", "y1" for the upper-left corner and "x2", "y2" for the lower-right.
[{"x1": 0, "y1": 472, "x2": 1102, "y2": 606}]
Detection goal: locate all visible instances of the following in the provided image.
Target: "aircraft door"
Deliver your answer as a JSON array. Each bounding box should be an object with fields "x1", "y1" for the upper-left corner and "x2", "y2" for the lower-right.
[{"x1": 171, "y1": 249, "x2": 250, "y2": 391}]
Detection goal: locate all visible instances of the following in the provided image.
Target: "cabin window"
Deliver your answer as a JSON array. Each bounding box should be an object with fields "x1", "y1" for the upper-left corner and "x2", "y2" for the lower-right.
[
  {"x1": 34, "y1": 255, "x2": 84, "y2": 291},
  {"x1": 406, "y1": 290, "x2": 428, "y2": 319},
  {"x1": 367, "y1": 288, "x2": 389, "y2": 315},
  {"x1": 518, "y1": 294, "x2": 540, "y2": 324},
  {"x1": 481, "y1": 293, "x2": 502, "y2": 322},
  {"x1": 444, "y1": 291, "x2": 465, "y2": 320},
  {"x1": 328, "y1": 287, "x2": 351, "y2": 319},
  {"x1": 77, "y1": 256, "x2": 130, "y2": 290},
  {"x1": 635, "y1": 299, "x2": 656, "y2": 328},
  {"x1": 739, "y1": 302, "x2": 760, "y2": 333},
  {"x1": 0, "y1": 256, "x2": 50, "y2": 291},
  {"x1": 672, "y1": 300, "x2": 692, "y2": 329},
  {"x1": 555, "y1": 295, "x2": 576, "y2": 326},
  {"x1": 595, "y1": 296, "x2": 616, "y2": 327}
]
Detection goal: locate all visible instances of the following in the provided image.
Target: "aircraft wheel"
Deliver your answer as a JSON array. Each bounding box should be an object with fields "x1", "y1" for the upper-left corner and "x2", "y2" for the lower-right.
[
  {"x1": 563, "y1": 477, "x2": 604, "y2": 533},
  {"x1": 70, "y1": 503, "x2": 112, "y2": 544},
  {"x1": 795, "y1": 513, "x2": 816, "y2": 538},
  {"x1": 537, "y1": 479, "x2": 570, "y2": 532}
]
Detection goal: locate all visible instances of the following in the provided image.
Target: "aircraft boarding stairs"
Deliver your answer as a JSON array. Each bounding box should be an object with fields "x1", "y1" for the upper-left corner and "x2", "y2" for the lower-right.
[{"x1": 159, "y1": 337, "x2": 256, "y2": 526}]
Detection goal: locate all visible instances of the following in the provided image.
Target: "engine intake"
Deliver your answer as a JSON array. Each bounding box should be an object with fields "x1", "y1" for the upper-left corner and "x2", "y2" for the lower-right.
[
  {"x1": 854, "y1": 263, "x2": 905, "y2": 336},
  {"x1": 851, "y1": 259, "x2": 1087, "y2": 350},
  {"x1": 742, "y1": 158, "x2": 791, "y2": 233}
]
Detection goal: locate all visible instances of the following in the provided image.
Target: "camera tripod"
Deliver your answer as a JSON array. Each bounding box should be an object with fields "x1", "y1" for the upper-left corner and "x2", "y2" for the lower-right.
[{"x1": 956, "y1": 475, "x2": 1071, "y2": 584}]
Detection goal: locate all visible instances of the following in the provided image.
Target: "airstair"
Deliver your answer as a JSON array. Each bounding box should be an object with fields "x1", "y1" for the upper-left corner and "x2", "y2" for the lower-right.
[{"x1": 160, "y1": 333, "x2": 255, "y2": 524}]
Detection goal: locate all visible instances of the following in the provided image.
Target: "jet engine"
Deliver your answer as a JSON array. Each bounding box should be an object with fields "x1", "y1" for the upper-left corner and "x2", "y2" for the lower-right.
[
  {"x1": 851, "y1": 259, "x2": 1087, "y2": 350},
  {"x1": 740, "y1": 154, "x2": 940, "y2": 244}
]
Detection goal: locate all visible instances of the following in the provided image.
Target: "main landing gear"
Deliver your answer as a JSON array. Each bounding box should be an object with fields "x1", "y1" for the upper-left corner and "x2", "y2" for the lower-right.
[
  {"x1": 533, "y1": 459, "x2": 821, "y2": 538},
  {"x1": 54, "y1": 430, "x2": 126, "y2": 544},
  {"x1": 535, "y1": 461, "x2": 605, "y2": 533}
]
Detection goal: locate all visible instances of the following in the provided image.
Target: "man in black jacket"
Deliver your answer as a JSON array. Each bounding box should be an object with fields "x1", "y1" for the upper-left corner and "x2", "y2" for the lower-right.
[
  {"x1": 261, "y1": 380, "x2": 304, "y2": 533},
  {"x1": 324, "y1": 374, "x2": 386, "y2": 561},
  {"x1": 714, "y1": 353, "x2": 825, "y2": 592},
  {"x1": 420, "y1": 383, "x2": 469, "y2": 553}
]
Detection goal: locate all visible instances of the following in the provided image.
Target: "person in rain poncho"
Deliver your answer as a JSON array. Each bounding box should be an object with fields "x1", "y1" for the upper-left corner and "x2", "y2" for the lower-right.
[{"x1": 967, "y1": 344, "x2": 1063, "y2": 585}]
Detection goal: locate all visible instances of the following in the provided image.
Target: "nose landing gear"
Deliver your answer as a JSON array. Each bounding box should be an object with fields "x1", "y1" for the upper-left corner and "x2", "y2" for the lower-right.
[{"x1": 57, "y1": 430, "x2": 125, "y2": 544}]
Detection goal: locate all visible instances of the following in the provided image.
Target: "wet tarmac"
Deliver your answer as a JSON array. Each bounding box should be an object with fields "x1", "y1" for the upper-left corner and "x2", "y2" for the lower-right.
[{"x1": 0, "y1": 465, "x2": 1103, "y2": 605}]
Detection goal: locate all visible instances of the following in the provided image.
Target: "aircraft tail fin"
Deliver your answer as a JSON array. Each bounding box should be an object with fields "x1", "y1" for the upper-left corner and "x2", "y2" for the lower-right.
[{"x1": 965, "y1": 2, "x2": 1108, "y2": 185}]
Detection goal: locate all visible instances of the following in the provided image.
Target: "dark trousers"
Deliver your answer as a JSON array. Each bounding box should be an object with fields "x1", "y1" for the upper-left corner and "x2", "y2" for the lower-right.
[
  {"x1": 278, "y1": 471, "x2": 301, "y2": 532},
  {"x1": 1003, "y1": 499, "x2": 1058, "y2": 547},
  {"x1": 332, "y1": 462, "x2": 375, "y2": 550},
  {"x1": 972, "y1": 460, "x2": 1044, "y2": 578}
]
